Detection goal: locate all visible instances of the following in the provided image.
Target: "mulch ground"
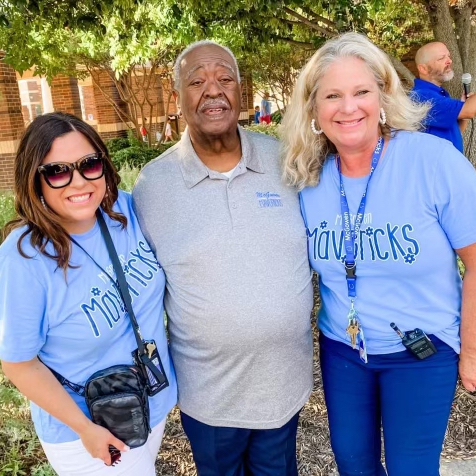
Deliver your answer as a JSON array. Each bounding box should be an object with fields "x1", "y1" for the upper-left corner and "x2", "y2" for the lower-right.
[{"x1": 156, "y1": 318, "x2": 476, "y2": 475}]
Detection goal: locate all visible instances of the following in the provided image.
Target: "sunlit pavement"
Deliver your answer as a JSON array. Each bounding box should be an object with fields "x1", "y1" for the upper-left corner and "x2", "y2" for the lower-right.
[{"x1": 441, "y1": 458, "x2": 476, "y2": 475}]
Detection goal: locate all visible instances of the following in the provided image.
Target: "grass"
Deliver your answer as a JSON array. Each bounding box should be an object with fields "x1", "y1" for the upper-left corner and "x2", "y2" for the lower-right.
[{"x1": 117, "y1": 163, "x2": 140, "y2": 192}]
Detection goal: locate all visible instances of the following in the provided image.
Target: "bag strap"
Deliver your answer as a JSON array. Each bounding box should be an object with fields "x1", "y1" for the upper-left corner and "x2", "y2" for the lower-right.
[
  {"x1": 94, "y1": 210, "x2": 166, "y2": 385},
  {"x1": 42, "y1": 210, "x2": 167, "y2": 395},
  {"x1": 95, "y1": 211, "x2": 146, "y2": 355}
]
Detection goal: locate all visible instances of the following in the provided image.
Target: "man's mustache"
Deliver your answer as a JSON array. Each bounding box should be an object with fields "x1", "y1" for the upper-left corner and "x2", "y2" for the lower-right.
[{"x1": 199, "y1": 99, "x2": 229, "y2": 111}]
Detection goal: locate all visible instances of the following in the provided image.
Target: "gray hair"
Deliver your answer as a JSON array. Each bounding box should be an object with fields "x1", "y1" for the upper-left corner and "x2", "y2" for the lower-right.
[
  {"x1": 281, "y1": 32, "x2": 429, "y2": 190},
  {"x1": 173, "y1": 40, "x2": 241, "y2": 90}
]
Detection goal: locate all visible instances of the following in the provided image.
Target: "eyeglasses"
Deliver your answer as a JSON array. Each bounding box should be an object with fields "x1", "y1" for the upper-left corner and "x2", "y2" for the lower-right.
[{"x1": 37, "y1": 153, "x2": 105, "y2": 189}]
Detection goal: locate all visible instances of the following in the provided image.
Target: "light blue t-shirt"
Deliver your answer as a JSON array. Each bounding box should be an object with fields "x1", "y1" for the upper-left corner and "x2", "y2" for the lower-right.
[
  {"x1": 300, "y1": 130, "x2": 476, "y2": 355},
  {"x1": 0, "y1": 191, "x2": 177, "y2": 443}
]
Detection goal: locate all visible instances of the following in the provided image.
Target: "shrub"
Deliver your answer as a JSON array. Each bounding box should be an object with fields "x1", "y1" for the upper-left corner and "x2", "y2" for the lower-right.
[
  {"x1": 118, "y1": 164, "x2": 141, "y2": 192},
  {"x1": 105, "y1": 137, "x2": 130, "y2": 154},
  {"x1": 244, "y1": 123, "x2": 279, "y2": 138},
  {"x1": 111, "y1": 142, "x2": 176, "y2": 170},
  {"x1": 0, "y1": 193, "x2": 15, "y2": 230},
  {"x1": 156, "y1": 141, "x2": 177, "y2": 156},
  {"x1": 271, "y1": 109, "x2": 283, "y2": 124},
  {"x1": 111, "y1": 146, "x2": 159, "y2": 169},
  {"x1": 127, "y1": 129, "x2": 143, "y2": 148}
]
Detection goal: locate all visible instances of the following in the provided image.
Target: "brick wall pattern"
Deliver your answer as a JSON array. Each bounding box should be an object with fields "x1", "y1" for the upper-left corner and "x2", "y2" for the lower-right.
[
  {"x1": 51, "y1": 75, "x2": 82, "y2": 118},
  {"x1": 0, "y1": 60, "x2": 24, "y2": 190}
]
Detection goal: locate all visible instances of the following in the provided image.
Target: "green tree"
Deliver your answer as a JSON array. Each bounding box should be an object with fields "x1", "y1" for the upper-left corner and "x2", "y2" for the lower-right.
[
  {"x1": 175, "y1": 0, "x2": 476, "y2": 159},
  {"x1": 244, "y1": 42, "x2": 313, "y2": 113},
  {"x1": 0, "y1": 0, "x2": 188, "y2": 143}
]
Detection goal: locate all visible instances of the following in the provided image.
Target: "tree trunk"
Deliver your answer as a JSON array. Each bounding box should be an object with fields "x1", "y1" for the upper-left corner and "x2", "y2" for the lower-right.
[
  {"x1": 453, "y1": 2, "x2": 476, "y2": 164},
  {"x1": 423, "y1": 0, "x2": 463, "y2": 97},
  {"x1": 423, "y1": 0, "x2": 476, "y2": 163},
  {"x1": 389, "y1": 55, "x2": 415, "y2": 87},
  {"x1": 452, "y1": 2, "x2": 472, "y2": 69}
]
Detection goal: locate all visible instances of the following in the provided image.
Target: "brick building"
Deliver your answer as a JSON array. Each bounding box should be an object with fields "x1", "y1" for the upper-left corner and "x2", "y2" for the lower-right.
[{"x1": 0, "y1": 62, "x2": 256, "y2": 190}]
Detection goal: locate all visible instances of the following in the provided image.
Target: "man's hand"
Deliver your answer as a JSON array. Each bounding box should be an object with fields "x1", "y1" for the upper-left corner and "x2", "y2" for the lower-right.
[
  {"x1": 78, "y1": 420, "x2": 129, "y2": 465},
  {"x1": 461, "y1": 91, "x2": 475, "y2": 102}
]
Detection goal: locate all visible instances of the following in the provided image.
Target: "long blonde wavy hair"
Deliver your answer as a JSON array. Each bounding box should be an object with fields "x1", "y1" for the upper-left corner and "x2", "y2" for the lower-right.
[{"x1": 281, "y1": 32, "x2": 429, "y2": 190}]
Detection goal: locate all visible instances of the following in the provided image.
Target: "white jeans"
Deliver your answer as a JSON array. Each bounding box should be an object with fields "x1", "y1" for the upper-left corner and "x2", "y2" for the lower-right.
[{"x1": 40, "y1": 419, "x2": 166, "y2": 476}]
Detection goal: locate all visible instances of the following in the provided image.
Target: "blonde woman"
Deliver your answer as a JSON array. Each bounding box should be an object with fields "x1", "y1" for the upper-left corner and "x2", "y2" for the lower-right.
[{"x1": 282, "y1": 32, "x2": 476, "y2": 475}]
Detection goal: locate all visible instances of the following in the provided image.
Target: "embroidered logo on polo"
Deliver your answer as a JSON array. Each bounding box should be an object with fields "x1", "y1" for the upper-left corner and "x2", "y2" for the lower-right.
[
  {"x1": 256, "y1": 191, "x2": 283, "y2": 208},
  {"x1": 307, "y1": 213, "x2": 420, "y2": 264},
  {"x1": 80, "y1": 240, "x2": 162, "y2": 337}
]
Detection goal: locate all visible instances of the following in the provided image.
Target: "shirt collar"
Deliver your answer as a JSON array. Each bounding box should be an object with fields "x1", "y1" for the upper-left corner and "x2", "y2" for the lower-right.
[
  {"x1": 178, "y1": 125, "x2": 265, "y2": 189},
  {"x1": 414, "y1": 78, "x2": 449, "y2": 96}
]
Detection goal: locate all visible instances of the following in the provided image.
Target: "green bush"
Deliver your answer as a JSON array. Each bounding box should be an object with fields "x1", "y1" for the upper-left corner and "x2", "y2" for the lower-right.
[
  {"x1": 105, "y1": 137, "x2": 130, "y2": 154},
  {"x1": 111, "y1": 142, "x2": 176, "y2": 170},
  {"x1": 0, "y1": 193, "x2": 15, "y2": 230},
  {"x1": 118, "y1": 164, "x2": 141, "y2": 192},
  {"x1": 271, "y1": 109, "x2": 283, "y2": 124},
  {"x1": 244, "y1": 123, "x2": 279, "y2": 138},
  {"x1": 127, "y1": 129, "x2": 143, "y2": 148},
  {"x1": 111, "y1": 146, "x2": 159, "y2": 169},
  {"x1": 156, "y1": 141, "x2": 177, "y2": 156}
]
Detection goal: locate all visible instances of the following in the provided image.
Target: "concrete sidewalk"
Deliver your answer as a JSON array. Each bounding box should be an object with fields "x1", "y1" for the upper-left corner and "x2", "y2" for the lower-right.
[
  {"x1": 329, "y1": 459, "x2": 476, "y2": 475},
  {"x1": 441, "y1": 458, "x2": 476, "y2": 475}
]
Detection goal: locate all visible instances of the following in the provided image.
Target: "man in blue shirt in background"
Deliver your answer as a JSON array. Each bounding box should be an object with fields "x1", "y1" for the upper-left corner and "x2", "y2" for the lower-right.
[{"x1": 412, "y1": 42, "x2": 476, "y2": 153}]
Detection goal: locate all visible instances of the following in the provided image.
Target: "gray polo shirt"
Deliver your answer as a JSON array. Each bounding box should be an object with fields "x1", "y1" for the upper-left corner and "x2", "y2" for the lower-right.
[{"x1": 133, "y1": 127, "x2": 313, "y2": 429}]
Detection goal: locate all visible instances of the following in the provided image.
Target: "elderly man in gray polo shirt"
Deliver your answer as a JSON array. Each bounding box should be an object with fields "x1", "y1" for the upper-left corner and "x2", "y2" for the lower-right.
[{"x1": 133, "y1": 40, "x2": 313, "y2": 475}]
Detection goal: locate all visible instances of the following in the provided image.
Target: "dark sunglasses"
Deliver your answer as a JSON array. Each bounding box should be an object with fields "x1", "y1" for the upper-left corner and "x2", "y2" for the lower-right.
[{"x1": 37, "y1": 153, "x2": 105, "y2": 189}]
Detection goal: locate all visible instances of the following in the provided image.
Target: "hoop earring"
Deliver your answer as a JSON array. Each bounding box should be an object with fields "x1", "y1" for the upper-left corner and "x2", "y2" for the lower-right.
[
  {"x1": 311, "y1": 119, "x2": 323, "y2": 135},
  {"x1": 40, "y1": 196, "x2": 47, "y2": 210},
  {"x1": 379, "y1": 108, "x2": 387, "y2": 125}
]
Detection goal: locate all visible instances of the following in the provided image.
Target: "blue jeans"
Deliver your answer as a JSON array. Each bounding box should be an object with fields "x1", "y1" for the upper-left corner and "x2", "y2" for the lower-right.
[
  {"x1": 180, "y1": 411, "x2": 300, "y2": 476},
  {"x1": 319, "y1": 333, "x2": 458, "y2": 476}
]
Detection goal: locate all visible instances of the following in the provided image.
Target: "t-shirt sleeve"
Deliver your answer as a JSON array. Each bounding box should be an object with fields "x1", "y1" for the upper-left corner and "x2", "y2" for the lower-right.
[
  {"x1": 433, "y1": 144, "x2": 476, "y2": 250},
  {"x1": 425, "y1": 96, "x2": 464, "y2": 128},
  {"x1": 0, "y1": 254, "x2": 48, "y2": 362}
]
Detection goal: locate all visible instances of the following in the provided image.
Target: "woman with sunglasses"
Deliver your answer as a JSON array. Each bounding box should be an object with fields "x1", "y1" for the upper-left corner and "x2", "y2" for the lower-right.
[{"x1": 0, "y1": 112, "x2": 177, "y2": 475}]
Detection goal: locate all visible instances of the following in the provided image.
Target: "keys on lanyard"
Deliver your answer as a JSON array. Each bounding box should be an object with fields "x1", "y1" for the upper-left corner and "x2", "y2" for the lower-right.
[
  {"x1": 346, "y1": 301, "x2": 359, "y2": 349},
  {"x1": 346, "y1": 300, "x2": 368, "y2": 363},
  {"x1": 338, "y1": 137, "x2": 384, "y2": 363}
]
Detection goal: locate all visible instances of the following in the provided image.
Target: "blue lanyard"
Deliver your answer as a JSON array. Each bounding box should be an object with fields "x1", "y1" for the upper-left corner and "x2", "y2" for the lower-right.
[{"x1": 337, "y1": 137, "x2": 384, "y2": 298}]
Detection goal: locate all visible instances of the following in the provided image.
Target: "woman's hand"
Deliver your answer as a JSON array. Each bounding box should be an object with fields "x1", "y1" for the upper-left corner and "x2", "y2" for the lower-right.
[
  {"x1": 459, "y1": 353, "x2": 476, "y2": 391},
  {"x1": 1, "y1": 359, "x2": 129, "y2": 465},
  {"x1": 456, "y1": 243, "x2": 476, "y2": 392},
  {"x1": 78, "y1": 420, "x2": 129, "y2": 465}
]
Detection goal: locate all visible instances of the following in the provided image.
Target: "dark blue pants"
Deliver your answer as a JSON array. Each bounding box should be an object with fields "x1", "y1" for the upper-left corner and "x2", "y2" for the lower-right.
[
  {"x1": 319, "y1": 333, "x2": 458, "y2": 476},
  {"x1": 180, "y1": 411, "x2": 300, "y2": 476}
]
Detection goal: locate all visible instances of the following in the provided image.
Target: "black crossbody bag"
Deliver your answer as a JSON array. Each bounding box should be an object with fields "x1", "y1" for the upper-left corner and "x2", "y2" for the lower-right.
[{"x1": 46, "y1": 210, "x2": 169, "y2": 448}]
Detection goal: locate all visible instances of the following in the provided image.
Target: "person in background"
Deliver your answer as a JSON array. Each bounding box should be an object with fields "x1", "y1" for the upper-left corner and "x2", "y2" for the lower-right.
[
  {"x1": 0, "y1": 112, "x2": 177, "y2": 475},
  {"x1": 260, "y1": 92, "x2": 272, "y2": 124},
  {"x1": 164, "y1": 120, "x2": 173, "y2": 142},
  {"x1": 254, "y1": 105, "x2": 260, "y2": 124},
  {"x1": 133, "y1": 40, "x2": 313, "y2": 476},
  {"x1": 140, "y1": 117, "x2": 148, "y2": 143},
  {"x1": 412, "y1": 41, "x2": 476, "y2": 153},
  {"x1": 282, "y1": 32, "x2": 476, "y2": 476}
]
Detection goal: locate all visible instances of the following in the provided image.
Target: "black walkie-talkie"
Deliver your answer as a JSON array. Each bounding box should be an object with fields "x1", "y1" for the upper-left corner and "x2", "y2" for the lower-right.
[{"x1": 390, "y1": 323, "x2": 437, "y2": 360}]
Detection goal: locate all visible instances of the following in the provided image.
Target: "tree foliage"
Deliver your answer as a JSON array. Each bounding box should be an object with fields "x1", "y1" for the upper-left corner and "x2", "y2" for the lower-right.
[
  {"x1": 0, "y1": 0, "x2": 475, "y2": 155},
  {"x1": 243, "y1": 42, "x2": 312, "y2": 113}
]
